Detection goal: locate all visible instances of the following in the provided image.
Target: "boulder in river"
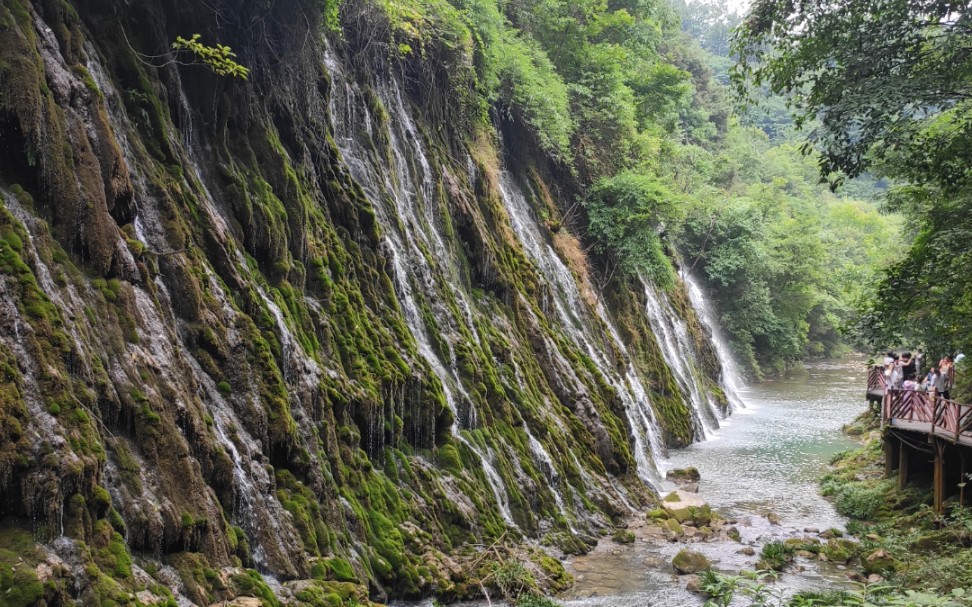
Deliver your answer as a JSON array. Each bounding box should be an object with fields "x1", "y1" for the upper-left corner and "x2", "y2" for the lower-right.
[
  {"x1": 667, "y1": 467, "x2": 702, "y2": 484},
  {"x1": 672, "y1": 549, "x2": 711, "y2": 574},
  {"x1": 665, "y1": 518, "x2": 685, "y2": 536}
]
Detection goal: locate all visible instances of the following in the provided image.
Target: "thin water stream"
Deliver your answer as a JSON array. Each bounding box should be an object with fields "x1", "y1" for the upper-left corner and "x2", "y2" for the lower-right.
[{"x1": 562, "y1": 356, "x2": 868, "y2": 606}]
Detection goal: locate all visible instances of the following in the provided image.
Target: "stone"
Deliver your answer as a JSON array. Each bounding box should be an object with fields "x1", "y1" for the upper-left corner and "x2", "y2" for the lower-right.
[
  {"x1": 682, "y1": 482, "x2": 700, "y2": 493},
  {"x1": 667, "y1": 467, "x2": 702, "y2": 483},
  {"x1": 661, "y1": 491, "x2": 707, "y2": 510},
  {"x1": 726, "y1": 526, "x2": 741, "y2": 542},
  {"x1": 209, "y1": 599, "x2": 262, "y2": 607},
  {"x1": 647, "y1": 508, "x2": 670, "y2": 520},
  {"x1": 867, "y1": 574, "x2": 884, "y2": 584},
  {"x1": 136, "y1": 591, "x2": 166, "y2": 606},
  {"x1": 737, "y1": 546, "x2": 756, "y2": 556},
  {"x1": 665, "y1": 518, "x2": 684, "y2": 536},
  {"x1": 866, "y1": 533, "x2": 881, "y2": 541},
  {"x1": 863, "y1": 549, "x2": 899, "y2": 575},
  {"x1": 611, "y1": 529, "x2": 636, "y2": 544},
  {"x1": 685, "y1": 574, "x2": 704, "y2": 594},
  {"x1": 804, "y1": 527, "x2": 820, "y2": 534},
  {"x1": 766, "y1": 512, "x2": 782, "y2": 525},
  {"x1": 672, "y1": 549, "x2": 712, "y2": 575}
]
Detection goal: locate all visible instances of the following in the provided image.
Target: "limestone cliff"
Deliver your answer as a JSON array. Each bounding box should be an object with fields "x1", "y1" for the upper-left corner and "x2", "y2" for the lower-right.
[{"x1": 0, "y1": 0, "x2": 730, "y2": 604}]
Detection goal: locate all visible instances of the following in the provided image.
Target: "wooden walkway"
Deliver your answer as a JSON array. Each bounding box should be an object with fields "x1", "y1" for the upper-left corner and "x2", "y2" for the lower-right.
[
  {"x1": 870, "y1": 366, "x2": 972, "y2": 512},
  {"x1": 871, "y1": 367, "x2": 972, "y2": 448}
]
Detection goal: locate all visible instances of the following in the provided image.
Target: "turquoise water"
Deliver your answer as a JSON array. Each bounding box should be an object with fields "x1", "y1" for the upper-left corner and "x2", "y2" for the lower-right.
[
  {"x1": 562, "y1": 357, "x2": 868, "y2": 607},
  {"x1": 664, "y1": 357, "x2": 866, "y2": 529}
]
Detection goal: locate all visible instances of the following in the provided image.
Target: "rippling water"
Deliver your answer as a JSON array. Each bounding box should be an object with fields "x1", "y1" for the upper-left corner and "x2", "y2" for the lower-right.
[
  {"x1": 664, "y1": 357, "x2": 866, "y2": 529},
  {"x1": 561, "y1": 357, "x2": 869, "y2": 607}
]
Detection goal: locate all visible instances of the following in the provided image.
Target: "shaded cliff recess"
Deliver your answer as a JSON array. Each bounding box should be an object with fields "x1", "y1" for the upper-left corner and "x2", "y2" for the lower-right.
[{"x1": 0, "y1": 0, "x2": 733, "y2": 605}]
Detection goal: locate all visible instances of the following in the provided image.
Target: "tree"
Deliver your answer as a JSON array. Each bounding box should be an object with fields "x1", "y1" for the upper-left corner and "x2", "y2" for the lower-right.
[
  {"x1": 732, "y1": 0, "x2": 972, "y2": 185},
  {"x1": 732, "y1": 0, "x2": 972, "y2": 370}
]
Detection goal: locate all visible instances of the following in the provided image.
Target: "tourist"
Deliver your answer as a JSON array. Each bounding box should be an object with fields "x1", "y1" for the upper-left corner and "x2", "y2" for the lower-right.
[
  {"x1": 924, "y1": 367, "x2": 939, "y2": 393},
  {"x1": 890, "y1": 354, "x2": 903, "y2": 389},
  {"x1": 936, "y1": 356, "x2": 954, "y2": 400},
  {"x1": 915, "y1": 348, "x2": 924, "y2": 376},
  {"x1": 900, "y1": 352, "x2": 916, "y2": 382},
  {"x1": 902, "y1": 377, "x2": 919, "y2": 391}
]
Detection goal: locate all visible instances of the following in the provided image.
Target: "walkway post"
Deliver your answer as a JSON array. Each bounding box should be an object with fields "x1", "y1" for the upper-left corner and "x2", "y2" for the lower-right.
[
  {"x1": 933, "y1": 438, "x2": 946, "y2": 513},
  {"x1": 884, "y1": 437, "x2": 894, "y2": 479},
  {"x1": 961, "y1": 452, "x2": 967, "y2": 507},
  {"x1": 898, "y1": 441, "x2": 909, "y2": 489}
]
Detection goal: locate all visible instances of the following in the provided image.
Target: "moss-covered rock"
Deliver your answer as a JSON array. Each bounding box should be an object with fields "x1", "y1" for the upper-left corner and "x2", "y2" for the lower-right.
[{"x1": 672, "y1": 549, "x2": 711, "y2": 574}]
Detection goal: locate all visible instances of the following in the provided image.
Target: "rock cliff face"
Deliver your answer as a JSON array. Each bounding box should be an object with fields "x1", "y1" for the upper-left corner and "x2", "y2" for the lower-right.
[{"x1": 0, "y1": 0, "x2": 732, "y2": 604}]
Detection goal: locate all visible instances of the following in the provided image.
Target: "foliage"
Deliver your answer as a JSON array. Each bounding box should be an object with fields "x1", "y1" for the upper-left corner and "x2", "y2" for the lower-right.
[
  {"x1": 171, "y1": 34, "x2": 250, "y2": 79},
  {"x1": 733, "y1": 0, "x2": 972, "y2": 367},
  {"x1": 515, "y1": 593, "x2": 563, "y2": 607},
  {"x1": 352, "y1": 0, "x2": 900, "y2": 376},
  {"x1": 700, "y1": 569, "x2": 784, "y2": 607},
  {"x1": 487, "y1": 560, "x2": 536, "y2": 600},
  {"x1": 703, "y1": 569, "x2": 971, "y2": 607},
  {"x1": 732, "y1": 0, "x2": 972, "y2": 184},
  {"x1": 757, "y1": 541, "x2": 794, "y2": 572},
  {"x1": 585, "y1": 171, "x2": 679, "y2": 285}
]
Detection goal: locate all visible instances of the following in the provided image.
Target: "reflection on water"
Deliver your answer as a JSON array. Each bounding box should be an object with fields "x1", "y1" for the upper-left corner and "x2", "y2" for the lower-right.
[{"x1": 562, "y1": 357, "x2": 869, "y2": 607}]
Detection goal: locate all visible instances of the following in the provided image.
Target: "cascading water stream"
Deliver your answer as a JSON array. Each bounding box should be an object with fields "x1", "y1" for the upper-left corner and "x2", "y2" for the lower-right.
[
  {"x1": 641, "y1": 281, "x2": 722, "y2": 437},
  {"x1": 323, "y1": 48, "x2": 520, "y2": 527},
  {"x1": 80, "y1": 48, "x2": 307, "y2": 575},
  {"x1": 683, "y1": 273, "x2": 746, "y2": 411},
  {"x1": 495, "y1": 171, "x2": 665, "y2": 487}
]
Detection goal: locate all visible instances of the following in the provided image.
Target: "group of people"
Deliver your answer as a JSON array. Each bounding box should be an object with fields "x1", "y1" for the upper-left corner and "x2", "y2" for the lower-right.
[{"x1": 883, "y1": 349, "x2": 956, "y2": 400}]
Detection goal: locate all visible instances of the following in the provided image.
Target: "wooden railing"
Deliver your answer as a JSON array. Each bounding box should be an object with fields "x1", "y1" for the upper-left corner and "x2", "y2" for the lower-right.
[
  {"x1": 882, "y1": 388, "x2": 972, "y2": 446},
  {"x1": 867, "y1": 365, "x2": 887, "y2": 394}
]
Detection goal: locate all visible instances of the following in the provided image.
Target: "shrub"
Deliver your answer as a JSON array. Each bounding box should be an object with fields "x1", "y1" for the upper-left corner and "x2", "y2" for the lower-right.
[{"x1": 834, "y1": 482, "x2": 887, "y2": 520}]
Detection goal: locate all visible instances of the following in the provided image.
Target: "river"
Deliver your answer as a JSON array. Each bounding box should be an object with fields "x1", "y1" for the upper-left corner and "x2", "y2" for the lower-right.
[{"x1": 561, "y1": 356, "x2": 868, "y2": 606}]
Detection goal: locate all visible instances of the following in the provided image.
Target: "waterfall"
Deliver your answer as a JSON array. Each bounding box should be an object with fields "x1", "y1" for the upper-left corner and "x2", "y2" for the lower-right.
[
  {"x1": 683, "y1": 273, "x2": 746, "y2": 410},
  {"x1": 641, "y1": 280, "x2": 723, "y2": 437},
  {"x1": 495, "y1": 172, "x2": 665, "y2": 487},
  {"x1": 323, "y1": 48, "x2": 523, "y2": 527}
]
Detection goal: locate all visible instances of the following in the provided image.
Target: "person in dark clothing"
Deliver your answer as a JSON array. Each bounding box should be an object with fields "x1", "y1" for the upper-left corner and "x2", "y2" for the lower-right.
[{"x1": 900, "y1": 352, "x2": 917, "y2": 381}]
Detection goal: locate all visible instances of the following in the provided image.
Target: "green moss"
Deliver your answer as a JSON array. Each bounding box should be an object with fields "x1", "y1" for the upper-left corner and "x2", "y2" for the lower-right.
[
  {"x1": 611, "y1": 529, "x2": 635, "y2": 544},
  {"x1": 0, "y1": 526, "x2": 45, "y2": 607},
  {"x1": 231, "y1": 570, "x2": 281, "y2": 607},
  {"x1": 437, "y1": 443, "x2": 463, "y2": 475},
  {"x1": 92, "y1": 520, "x2": 132, "y2": 580}
]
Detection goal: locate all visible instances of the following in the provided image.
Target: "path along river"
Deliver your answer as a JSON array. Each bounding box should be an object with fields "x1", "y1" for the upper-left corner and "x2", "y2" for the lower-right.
[{"x1": 561, "y1": 356, "x2": 868, "y2": 606}]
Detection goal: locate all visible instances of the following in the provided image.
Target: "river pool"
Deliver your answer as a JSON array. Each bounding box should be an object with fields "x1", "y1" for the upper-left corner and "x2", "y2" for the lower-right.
[{"x1": 561, "y1": 356, "x2": 869, "y2": 606}]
